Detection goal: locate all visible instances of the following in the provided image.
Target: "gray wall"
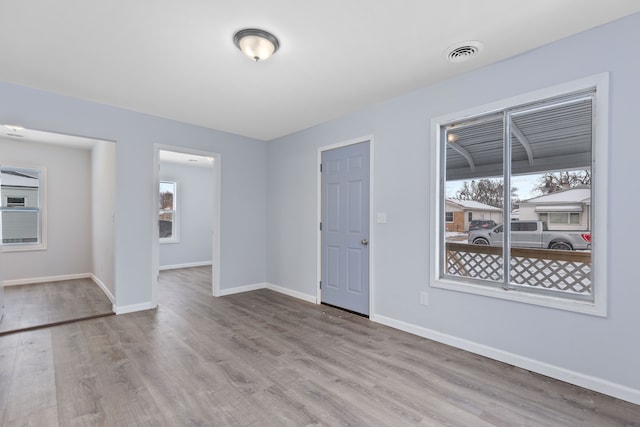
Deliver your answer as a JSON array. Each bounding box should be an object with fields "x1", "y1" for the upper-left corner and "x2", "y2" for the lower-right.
[
  {"x1": 0, "y1": 138, "x2": 92, "y2": 280},
  {"x1": 0, "y1": 85, "x2": 268, "y2": 309},
  {"x1": 266, "y1": 14, "x2": 640, "y2": 393},
  {"x1": 159, "y1": 161, "x2": 214, "y2": 268}
]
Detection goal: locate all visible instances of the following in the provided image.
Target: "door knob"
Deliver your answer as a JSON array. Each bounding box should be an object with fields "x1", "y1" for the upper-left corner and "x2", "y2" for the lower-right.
[{"x1": 361, "y1": 239, "x2": 368, "y2": 245}]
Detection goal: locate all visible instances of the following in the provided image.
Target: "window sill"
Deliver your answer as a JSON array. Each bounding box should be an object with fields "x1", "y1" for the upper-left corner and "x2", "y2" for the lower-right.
[
  {"x1": 160, "y1": 239, "x2": 180, "y2": 245},
  {"x1": 2, "y1": 243, "x2": 47, "y2": 253},
  {"x1": 431, "y1": 277, "x2": 606, "y2": 317}
]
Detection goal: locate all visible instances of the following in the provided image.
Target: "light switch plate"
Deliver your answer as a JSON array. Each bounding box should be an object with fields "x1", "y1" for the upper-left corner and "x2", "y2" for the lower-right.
[
  {"x1": 376, "y1": 212, "x2": 387, "y2": 223},
  {"x1": 420, "y1": 291, "x2": 428, "y2": 306}
]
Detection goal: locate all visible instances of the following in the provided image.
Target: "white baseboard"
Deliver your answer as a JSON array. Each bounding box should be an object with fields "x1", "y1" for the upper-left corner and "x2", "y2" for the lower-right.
[
  {"x1": 218, "y1": 282, "x2": 267, "y2": 296},
  {"x1": 373, "y1": 314, "x2": 640, "y2": 405},
  {"x1": 2, "y1": 273, "x2": 91, "y2": 287},
  {"x1": 113, "y1": 301, "x2": 156, "y2": 315},
  {"x1": 266, "y1": 283, "x2": 317, "y2": 304},
  {"x1": 90, "y1": 274, "x2": 115, "y2": 304},
  {"x1": 159, "y1": 261, "x2": 212, "y2": 271}
]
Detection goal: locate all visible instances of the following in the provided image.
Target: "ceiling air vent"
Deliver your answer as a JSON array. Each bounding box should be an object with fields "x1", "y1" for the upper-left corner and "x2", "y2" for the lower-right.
[{"x1": 444, "y1": 41, "x2": 483, "y2": 63}]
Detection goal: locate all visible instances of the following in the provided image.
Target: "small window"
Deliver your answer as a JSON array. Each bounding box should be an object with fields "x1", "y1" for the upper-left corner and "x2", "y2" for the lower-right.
[
  {"x1": 445, "y1": 212, "x2": 454, "y2": 222},
  {"x1": 1, "y1": 165, "x2": 46, "y2": 250},
  {"x1": 7, "y1": 197, "x2": 25, "y2": 207},
  {"x1": 468, "y1": 212, "x2": 472, "y2": 221},
  {"x1": 547, "y1": 212, "x2": 581, "y2": 225},
  {"x1": 159, "y1": 181, "x2": 177, "y2": 242}
]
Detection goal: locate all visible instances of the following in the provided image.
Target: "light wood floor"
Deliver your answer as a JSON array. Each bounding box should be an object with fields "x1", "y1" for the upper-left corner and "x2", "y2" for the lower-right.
[
  {"x1": 0, "y1": 278, "x2": 113, "y2": 335},
  {"x1": 0, "y1": 266, "x2": 638, "y2": 426}
]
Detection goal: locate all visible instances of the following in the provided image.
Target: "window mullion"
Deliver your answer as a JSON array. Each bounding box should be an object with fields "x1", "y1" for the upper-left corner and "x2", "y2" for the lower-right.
[{"x1": 503, "y1": 112, "x2": 512, "y2": 290}]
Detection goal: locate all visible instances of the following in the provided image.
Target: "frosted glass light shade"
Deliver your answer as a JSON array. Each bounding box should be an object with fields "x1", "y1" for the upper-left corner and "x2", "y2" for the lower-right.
[{"x1": 233, "y1": 29, "x2": 280, "y2": 62}]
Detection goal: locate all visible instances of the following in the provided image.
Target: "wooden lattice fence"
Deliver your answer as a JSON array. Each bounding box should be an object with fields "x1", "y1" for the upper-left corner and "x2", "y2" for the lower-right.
[{"x1": 445, "y1": 243, "x2": 592, "y2": 295}]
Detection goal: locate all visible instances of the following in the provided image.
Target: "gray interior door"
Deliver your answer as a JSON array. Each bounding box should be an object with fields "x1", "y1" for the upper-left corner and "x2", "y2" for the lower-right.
[{"x1": 321, "y1": 141, "x2": 370, "y2": 315}]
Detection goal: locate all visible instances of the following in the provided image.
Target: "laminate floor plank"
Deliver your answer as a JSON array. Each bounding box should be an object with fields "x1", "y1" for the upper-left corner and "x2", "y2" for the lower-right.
[
  {"x1": 0, "y1": 278, "x2": 113, "y2": 334},
  {"x1": 51, "y1": 322, "x2": 109, "y2": 426},
  {"x1": 1, "y1": 329, "x2": 59, "y2": 426},
  {"x1": 0, "y1": 333, "x2": 19, "y2": 426},
  {"x1": 1, "y1": 266, "x2": 639, "y2": 426}
]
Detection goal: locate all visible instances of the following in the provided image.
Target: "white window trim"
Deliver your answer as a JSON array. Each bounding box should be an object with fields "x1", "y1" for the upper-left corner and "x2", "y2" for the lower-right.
[
  {"x1": 1, "y1": 165, "x2": 48, "y2": 253},
  {"x1": 159, "y1": 180, "x2": 179, "y2": 244},
  {"x1": 429, "y1": 73, "x2": 608, "y2": 317}
]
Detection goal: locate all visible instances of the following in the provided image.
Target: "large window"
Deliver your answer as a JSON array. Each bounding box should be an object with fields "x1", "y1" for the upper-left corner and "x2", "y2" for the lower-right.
[
  {"x1": 1, "y1": 165, "x2": 46, "y2": 250},
  {"x1": 431, "y1": 75, "x2": 608, "y2": 316},
  {"x1": 159, "y1": 181, "x2": 177, "y2": 242}
]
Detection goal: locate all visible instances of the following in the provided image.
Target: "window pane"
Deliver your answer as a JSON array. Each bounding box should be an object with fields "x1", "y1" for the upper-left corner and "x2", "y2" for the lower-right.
[
  {"x1": 509, "y1": 97, "x2": 592, "y2": 299},
  {"x1": 2, "y1": 210, "x2": 38, "y2": 243},
  {"x1": 443, "y1": 113, "x2": 504, "y2": 284},
  {"x1": 159, "y1": 181, "x2": 176, "y2": 240},
  {"x1": 570, "y1": 213, "x2": 580, "y2": 224},
  {"x1": 7, "y1": 197, "x2": 25, "y2": 207},
  {"x1": 159, "y1": 181, "x2": 175, "y2": 210},
  {"x1": 159, "y1": 212, "x2": 173, "y2": 238},
  {"x1": 1, "y1": 166, "x2": 41, "y2": 245},
  {"x1": 549, "y1": 212, "x2": 567, "y2": 223}
]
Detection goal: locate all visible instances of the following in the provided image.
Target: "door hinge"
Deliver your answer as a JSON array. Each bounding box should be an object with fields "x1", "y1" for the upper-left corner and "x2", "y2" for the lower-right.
[
  {"x1": 319, "y1": 281, "x2": 322, "y2": 289},
  {"x1": 320, "y1": 163, "x2": 322, "y2": 173},
  {"x1": 319, "y1": 222, "x2": 322, "y2": 231}
]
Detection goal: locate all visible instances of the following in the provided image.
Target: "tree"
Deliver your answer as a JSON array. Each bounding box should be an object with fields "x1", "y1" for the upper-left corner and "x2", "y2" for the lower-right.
[
  {"x1": 454, "y1": 178, "x2": 517, "y2": 208},
  {"x1": 533, "y1": 169, "x2": 591, "y2": 195},
  {"x1": 160, "y1": 191, "x2": 174, "y2": 210}
]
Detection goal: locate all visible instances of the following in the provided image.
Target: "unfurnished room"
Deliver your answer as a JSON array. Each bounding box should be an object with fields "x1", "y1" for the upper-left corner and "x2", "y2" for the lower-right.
[{"x1": 1, "y1": 1, "x2": 640, "y2": 426}]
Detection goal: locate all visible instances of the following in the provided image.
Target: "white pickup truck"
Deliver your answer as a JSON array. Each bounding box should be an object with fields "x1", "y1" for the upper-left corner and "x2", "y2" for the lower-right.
[{"x1": 468, "y1": 220, "x2": 591, "y2": 250}]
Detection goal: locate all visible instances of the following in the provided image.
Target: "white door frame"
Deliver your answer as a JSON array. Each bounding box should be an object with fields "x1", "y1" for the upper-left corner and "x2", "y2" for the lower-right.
[
  {"x1": 316, "y1": 135, "x2": 374, "y2": 317},
  {"x1": 152, "y1": 144, "x2": 222, "y2": 307},
  {"x1": 0, "y1": 174, "x2": 3, "y2": 322}
]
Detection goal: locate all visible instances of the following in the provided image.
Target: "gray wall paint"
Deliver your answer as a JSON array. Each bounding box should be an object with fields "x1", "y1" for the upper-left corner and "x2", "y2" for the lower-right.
[
  {"x1": 0, "y1": 236, "x2": 3, "y2": 317},
  {"x1": 91, "y1": 141, "x2": 116, "y2": 295},
  {"x1": 267, "y1": 14, "x2": 640, "y2": 391},
  {"x1": 0, "y1": 86, "x2": 268, "y2": 307},
  {"x1": 159, "y1": 161, "x2": 214, "y2": 267},
  {"x1": 0, "y1": 138, "x2": 92, "y2": 280}
]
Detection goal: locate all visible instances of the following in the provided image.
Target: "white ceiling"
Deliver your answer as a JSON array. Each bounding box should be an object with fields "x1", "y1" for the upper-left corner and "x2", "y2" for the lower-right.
[{"x1": 1, "y1": 1, "x2": 638, "y2": 141}]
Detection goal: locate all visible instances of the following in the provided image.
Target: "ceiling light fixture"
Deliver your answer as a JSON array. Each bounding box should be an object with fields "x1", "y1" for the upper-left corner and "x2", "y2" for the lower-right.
[
  {"x1": 4, "y1": 124, "x2": 25, "y2": 132},
  {"x1": 233, "y1": 28, "x2": 280, "y2": 62}
]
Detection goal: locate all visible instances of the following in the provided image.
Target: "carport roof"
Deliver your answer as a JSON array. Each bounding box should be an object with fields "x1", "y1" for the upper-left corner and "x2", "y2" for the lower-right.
[{"x1": 445, "y1": 93, "x2": 593, "y2": 181}]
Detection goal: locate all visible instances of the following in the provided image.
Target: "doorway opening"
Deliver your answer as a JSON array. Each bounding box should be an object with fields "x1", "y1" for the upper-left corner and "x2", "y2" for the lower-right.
[
  {"x1": 152, "y1": 145, "x2": 221, "y2": 306},
  {"x1": 0, "y1": 126, "x2": 116, "y2": 334}
]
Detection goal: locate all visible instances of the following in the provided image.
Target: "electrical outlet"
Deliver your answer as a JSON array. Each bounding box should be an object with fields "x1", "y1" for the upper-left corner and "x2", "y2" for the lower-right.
[{"x1": 420, "y1": 291, "x2": 428, "y2": 306}]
